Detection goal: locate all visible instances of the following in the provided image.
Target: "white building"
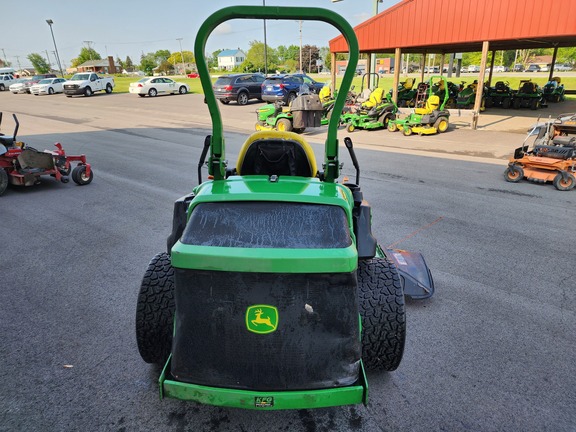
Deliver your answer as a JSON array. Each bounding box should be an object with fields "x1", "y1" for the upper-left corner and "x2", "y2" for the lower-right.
[{"x1": 217, "y1": 49, "x2": 246, "y2": 71}]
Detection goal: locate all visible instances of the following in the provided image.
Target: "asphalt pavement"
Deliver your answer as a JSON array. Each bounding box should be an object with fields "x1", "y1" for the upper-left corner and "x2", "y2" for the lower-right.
[{"x1": 0, "y1": 91, "x2": 575, "y2": 432}]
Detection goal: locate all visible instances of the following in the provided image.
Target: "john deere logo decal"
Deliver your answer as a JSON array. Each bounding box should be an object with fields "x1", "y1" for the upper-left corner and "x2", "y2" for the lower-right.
[{"x1": 246, "y1": 305, "x2": 278, "y2": 334}]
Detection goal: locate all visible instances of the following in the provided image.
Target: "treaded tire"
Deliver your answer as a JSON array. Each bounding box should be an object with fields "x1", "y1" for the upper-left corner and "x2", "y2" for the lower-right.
[
  {"x1": 136, "y1": 252, "x2": 175, "y2": 364},
  {"x1": 0, "y1": 169, "x2": 8, "y2": 196},
  {"x1": 357, "y1": 257, "x2": 406, "y2": 371},
  {"x1": 504, "y1": 165, "x2": 524, "y2": 183}
]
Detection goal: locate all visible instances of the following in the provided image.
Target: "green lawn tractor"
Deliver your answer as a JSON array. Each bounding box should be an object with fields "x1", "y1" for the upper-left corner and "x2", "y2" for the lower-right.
[
  {"x1": 485, "y1": 81, "x2": 513, "y2": 109},
  {"x1": 390, "y1": 77, "x2": 417, "y2": 107},
  {"x1": 512, "y1": 80, "x2": 543, "y2": 110},
  {"x1": 387, "y1": 75, "x2": 450, "y2": 136},
  {"x1": 455, "y1": 80, "x2": 486, "y2": 110},
  {"x1": 255, "y1": 86, "x2": 330, "y2": 133},
  {"x1": 340, "y1": 88, "x2": 397, "y2": 132},
  {"x1": 542, "y1": 77, "x2": 565, "y2": 105},
  {"x1": 136, "y1": 5, "x2": 435, "y2": 412}
]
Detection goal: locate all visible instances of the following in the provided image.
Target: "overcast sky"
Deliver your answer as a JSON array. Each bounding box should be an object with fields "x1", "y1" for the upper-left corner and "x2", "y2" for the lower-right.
[{"x1": 2, "y1": 0, "x2": 401, "y2": 69}]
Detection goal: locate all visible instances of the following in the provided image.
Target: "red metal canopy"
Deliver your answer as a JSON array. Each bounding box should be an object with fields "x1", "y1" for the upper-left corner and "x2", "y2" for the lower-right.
[{"x1": 330, "y1": 0, "x2": 576, "y2": 54}]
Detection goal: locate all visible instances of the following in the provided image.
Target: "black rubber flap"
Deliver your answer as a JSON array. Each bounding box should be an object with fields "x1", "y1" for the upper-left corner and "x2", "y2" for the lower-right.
[{"x1": 171, "y1": 269, "x2": 361, "y2": 391}]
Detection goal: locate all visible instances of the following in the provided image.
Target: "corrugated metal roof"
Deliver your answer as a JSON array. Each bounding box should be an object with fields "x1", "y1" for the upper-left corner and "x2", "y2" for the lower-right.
[{"x1": 330, "y1": 0, "x2": 576, "y2": 53}]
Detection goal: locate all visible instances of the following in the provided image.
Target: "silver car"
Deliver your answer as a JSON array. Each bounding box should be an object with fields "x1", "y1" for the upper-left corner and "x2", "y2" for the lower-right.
[{"x1": 9, "y1": 79, "x2": 31, "y2": 94}]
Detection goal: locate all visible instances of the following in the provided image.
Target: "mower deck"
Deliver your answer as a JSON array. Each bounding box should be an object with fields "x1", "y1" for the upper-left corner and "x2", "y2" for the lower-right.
[{"x1": 159, "y1": 356, "x2": 368, "y2": 410}]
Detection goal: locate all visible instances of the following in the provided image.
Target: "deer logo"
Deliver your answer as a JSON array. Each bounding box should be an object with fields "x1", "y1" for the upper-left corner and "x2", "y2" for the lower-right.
[{"x1": 246, "y1": 305, "x2": 278, "y2": 334}]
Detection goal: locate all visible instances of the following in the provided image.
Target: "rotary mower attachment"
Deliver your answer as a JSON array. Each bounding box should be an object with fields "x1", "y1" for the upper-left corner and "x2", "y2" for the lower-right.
[
  {"x1": 0, "y1": 113, "x2": 93, "y2": 196},
  {"x1": 504, "y1": 114, "x2": 576, "y2": 191}
]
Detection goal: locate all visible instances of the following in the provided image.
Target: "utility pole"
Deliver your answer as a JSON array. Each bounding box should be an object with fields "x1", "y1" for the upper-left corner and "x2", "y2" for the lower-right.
[
  {"x1": 299, "y1": 20, "x2": 303, "y2": 74},
  {"x1": 15, "y1": 55, "x2": 22, "y2": 72},
  {"x1": 45, "y1": 50, "x2": 52, "y2": 69},
  {"x1": 263, "y1": 0, "x2": 268, "y2": 75},
  {"x1": 84, "y1": 41, "x2": 94, "y2": 60},
  {"x1": 177, "y1": 38, "x2": 185, "y2": 75},
  {"x1": 1, "y1": 48, "x2": 7, "y2": 66}
]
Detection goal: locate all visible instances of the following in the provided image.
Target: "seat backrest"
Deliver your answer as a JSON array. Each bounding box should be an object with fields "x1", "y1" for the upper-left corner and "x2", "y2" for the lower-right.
[
  {"x1": 426, "y1": 95, "x2": 440, "y2": 112},
  {"x1": 236, "y1": 131, "x2": 318, "y2": 177},
  {"x1": 521, "y1": 81, "x2": 534, "y2": 93},
  {"x1": 495, "y1": 81, "x2": 506, "y2": 91},
  {"x1": 362, "y1": 87, "x2": 385, "y2": 108},
  {"x1": 404, "y1": 78, "x2": 414, "y2": 90}
]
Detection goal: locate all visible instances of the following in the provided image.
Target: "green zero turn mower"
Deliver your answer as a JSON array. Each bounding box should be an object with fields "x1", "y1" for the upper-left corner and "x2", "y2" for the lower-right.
[
  {"x1": 136, "y1": 6, "x2": 435, "y2": 411},
  {"x1": 340, "y1": 88, "x2": 397, "y2": 132},
  {"x1": 387, "y1": 75, "x2": 450, "y2": 136}
]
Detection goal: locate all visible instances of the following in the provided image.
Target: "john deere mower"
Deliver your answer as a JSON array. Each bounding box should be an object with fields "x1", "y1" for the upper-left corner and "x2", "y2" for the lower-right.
[
  {"x1": 136, "y1": 6, "x2": 435, "y2": 411},
  {"x1": 484, "y1": 81, "x2": 513, "y2": 109},
  {"x1": 505, "y1": 113, "x2": 576, "y2": 191},
  {"x1": 455, "y1": 80, "x2": 486, "y2": 110},
  {"x1": 255, "y1": 85, "x2": 328, "y2": 133},
  {"x1": 391, "y1": 78, "x2": 417, "y2": 107},
  {"x1": 542, "y1": 77, "x2": 565, "y2": 104},
  {"x1": 340, "y1": 87, "x2": 397, "y2": 132},
  {"x1": 512, "y1": 80, "x2": 543, "y2": 110},
  {"x1": 387, "y1": 75, "x2": 450, "y2": 136}
]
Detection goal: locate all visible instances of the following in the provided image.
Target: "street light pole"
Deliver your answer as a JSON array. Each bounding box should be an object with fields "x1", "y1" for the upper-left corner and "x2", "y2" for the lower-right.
[
  {"x1": 177, "y1": 38, "x2": 185, "y2": 75},
  {"x1": 263, "y1": 0, "x2": 268, "y2": 75},
  {"x1": 46, "y1": 19, "x2": 64, "y2": 77}
]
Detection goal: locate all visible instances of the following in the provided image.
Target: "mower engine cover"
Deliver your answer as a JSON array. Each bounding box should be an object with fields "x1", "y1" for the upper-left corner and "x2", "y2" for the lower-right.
[{"x1": 170, "y1": 176, "x2": 362, "y2": 391}]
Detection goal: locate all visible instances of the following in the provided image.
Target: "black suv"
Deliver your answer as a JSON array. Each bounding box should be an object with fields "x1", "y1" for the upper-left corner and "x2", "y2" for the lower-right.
[
  {"x1": 261, "y1": 74, "x2": 324, "y2": 104},
  {"x1": 213, "y1": 73, "x2": 265, "y2": 105}
]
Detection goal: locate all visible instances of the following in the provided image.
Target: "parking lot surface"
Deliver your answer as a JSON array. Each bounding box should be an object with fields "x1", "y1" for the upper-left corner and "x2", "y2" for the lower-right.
[{"x1": 1, "y1": 91, "x2": 575, "y2": 432}]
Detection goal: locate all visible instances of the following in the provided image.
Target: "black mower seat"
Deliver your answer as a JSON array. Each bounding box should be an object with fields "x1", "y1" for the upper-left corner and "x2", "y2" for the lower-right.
[
  {"x1": 235, "y1": 130, "x2": 318, "y2": 177},
  {"x1": 0, "y1": 136, "x2": 15, "y2": 148}
]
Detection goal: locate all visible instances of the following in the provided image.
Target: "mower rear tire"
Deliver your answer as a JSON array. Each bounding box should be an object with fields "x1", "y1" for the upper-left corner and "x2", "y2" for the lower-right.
[
  {"x1": 513, "y1": 98, "x2": 521, "y2": 109},
  {"x1": 553, "y1": 172, "x2": 575, "y2": 191},
  {"x1": 530, "y1": 98, "x2": 540, "y2": 110},
  {"x1": 388, "y1": 122, "x2": 398, "y2": 132},
  {"x1": 71, "y1": 165, "x2": 93, "y2": 185},
  {"x1": 485, "y1": 97, "x2": 493, "y2": 109},
  {"x1": 434, "y1": 117, "x2": 449, "y2": 133},
  {"x1": 504, "y1": 165, "x2": 524, "y2": 183},
  {"x1": 0, "y1": 169, "x2": 8, "y2": 196},
  {"x1": 136, "y1": 252, "x2": 175, "y2": 365},
  {"x1": 357, "y1": 257, "x2": 406, "y2": 371},
  {"x1": 502, "y1": 98, "x2": 511, "y2": 109},
  {"x1": 276, "y1": 118, "x2": 293, "y2": 132}
]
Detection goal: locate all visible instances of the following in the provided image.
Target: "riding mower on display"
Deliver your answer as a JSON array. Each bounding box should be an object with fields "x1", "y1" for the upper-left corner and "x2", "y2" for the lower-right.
[
  {"x1": 391, "y1": 77, "x2": 417, "y2": 107},
  {"x1": 136, "y1": 6, "x2": 435, "y2": 411},
  {"x1": 340, "y1": 87, "x2": 397, "y2": 132},
  {"x1": 255, "y1": 85, "x2": 327, "y2": 133},
  {"x1": 512, "y1": 80, "x2": 543, "y2": 110},
  {"x1": 455, "y1": 80, "x2": 486, "y2": 110},
  {"x1": 0, "y1": 113, "x2": 93, "y2": 196},
  {"x1": 484, "y1": 81, "x2": 513, "y2": 109},
  {"x1": 387, "y1": 76, "x2": 450, "y2": 136},
  {"x1": 505, "y1": 113, "x2": 576, "y2": 191},
  {"x1": 542, "y1": 77, "x2": 565, "y2": 104}
]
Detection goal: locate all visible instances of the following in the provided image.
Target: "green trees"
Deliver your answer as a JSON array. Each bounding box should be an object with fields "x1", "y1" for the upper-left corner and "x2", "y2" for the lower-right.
[
  {"x1": 71, "y1": 47, "x2": 102, "y2": 67},
  {"x1": 27, "y1": 53, "x2": 51, "y2": 74}
]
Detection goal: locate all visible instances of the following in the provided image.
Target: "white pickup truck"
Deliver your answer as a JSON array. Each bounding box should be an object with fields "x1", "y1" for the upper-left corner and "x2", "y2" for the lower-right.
[{"x1": 63, "y1": 72, "x2": 114, "y2": 97}]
